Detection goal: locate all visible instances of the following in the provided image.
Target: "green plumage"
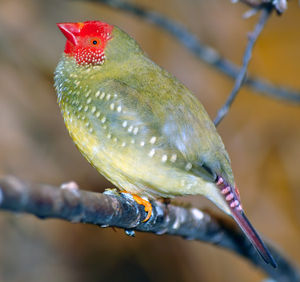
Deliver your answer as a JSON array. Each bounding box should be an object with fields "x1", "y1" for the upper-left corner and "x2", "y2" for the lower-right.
[
  {"x1": 54, "y1": 22, "x2": 278, "y2": 267},
  {"x1": 54, "y1": 26, "x2": 234, "y2": 214}
]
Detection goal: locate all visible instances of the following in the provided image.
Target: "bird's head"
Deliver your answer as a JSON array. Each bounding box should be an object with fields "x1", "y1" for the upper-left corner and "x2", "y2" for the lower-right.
[{"x1": 57, "y1": 21, "x2": 113, "y2": 66}]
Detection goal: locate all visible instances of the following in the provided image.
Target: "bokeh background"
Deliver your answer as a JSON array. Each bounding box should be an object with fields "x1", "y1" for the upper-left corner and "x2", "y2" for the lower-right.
[{"x1": 0, "y1": 0, "x2": 299, "y2": 281}]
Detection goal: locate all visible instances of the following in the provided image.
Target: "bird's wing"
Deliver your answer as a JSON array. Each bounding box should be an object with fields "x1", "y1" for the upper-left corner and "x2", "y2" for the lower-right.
[
  {"x1": 90, "y1": 80, "x2": 277, "y2": 268},
  {"x1": 91, "y1": 79, "x2": 233, "y2": 186}
]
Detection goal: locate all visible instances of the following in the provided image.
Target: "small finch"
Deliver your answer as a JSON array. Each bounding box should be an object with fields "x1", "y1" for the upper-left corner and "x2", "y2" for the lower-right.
[{"x1": 54, "y1": 20, "x2": 276, "y2": 267}]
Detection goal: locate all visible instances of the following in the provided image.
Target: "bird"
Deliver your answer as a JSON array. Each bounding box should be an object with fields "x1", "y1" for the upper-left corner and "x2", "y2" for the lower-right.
[{"x1": 54, "y1": 20, "x2": 276, "y2": 267}]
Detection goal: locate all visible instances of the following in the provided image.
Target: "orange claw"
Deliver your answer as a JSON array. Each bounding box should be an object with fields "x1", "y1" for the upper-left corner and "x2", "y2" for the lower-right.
[{"x1": 122, "y1": 192, "x2": 152, "y2": 222}]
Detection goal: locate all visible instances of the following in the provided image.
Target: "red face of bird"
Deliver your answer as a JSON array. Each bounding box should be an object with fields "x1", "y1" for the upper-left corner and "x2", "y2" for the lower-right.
[{"x1": 57, "y1": 21, "x2": 113, "y2": 66}]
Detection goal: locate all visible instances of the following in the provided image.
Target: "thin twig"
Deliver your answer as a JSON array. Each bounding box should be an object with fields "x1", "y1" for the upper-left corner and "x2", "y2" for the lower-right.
[
  {"x1": 214, "y1": 6, "x2": 272, "y2": 126},
  {"x1": 0, "y1": 175, "x2": 299, "y2": 281},
  {"x1": 239, "y1": 0, "x2": 287, "y2": 14},
  {"x1": 81, "y1": 0, "x2": 300, "y2": 104}
]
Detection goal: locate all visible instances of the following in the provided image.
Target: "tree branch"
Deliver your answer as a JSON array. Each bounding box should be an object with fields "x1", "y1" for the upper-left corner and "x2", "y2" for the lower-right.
[
  {"x1": 214, "y1": 5, "x2": 272, "y2": 126},
  {"x1": 82, "y1": 0, "x2": 300, "y2": 104},
  {"x1": 0, "y1": 175, "x2": 299, "y2": 281},
  {"x1": 238, "y1": 0, "x2": 287, "y2": 14}
]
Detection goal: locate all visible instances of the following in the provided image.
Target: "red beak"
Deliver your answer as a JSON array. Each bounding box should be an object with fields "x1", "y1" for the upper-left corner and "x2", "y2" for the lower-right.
[{"x1": 57, "y1": 22, "x2": 84, "y2": 45}]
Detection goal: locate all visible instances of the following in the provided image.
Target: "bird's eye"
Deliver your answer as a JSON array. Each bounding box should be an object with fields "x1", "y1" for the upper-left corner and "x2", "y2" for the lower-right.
[{"x1": 90, "y1": 38, "x2": 100, "y2": 46}]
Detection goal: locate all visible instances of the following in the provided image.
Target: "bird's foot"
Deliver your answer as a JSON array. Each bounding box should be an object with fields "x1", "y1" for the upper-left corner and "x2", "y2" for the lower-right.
[{"x1": 121, "y1": 192, "x2": 152, "y2": 222}]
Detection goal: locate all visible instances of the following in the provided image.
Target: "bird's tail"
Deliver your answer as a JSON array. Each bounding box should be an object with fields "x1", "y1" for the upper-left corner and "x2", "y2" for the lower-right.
[
  {"x1": 231, "y1": 208, "x2": 277, "y2": 268},
  {"x1": 216, "y1": 176, "x2": 277, "y2": 268}
]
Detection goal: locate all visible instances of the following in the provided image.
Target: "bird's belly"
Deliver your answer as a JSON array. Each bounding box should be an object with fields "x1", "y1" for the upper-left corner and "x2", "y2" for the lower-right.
[{"x1": 63, "y1": 112, "x2": 215, "y2": 199}]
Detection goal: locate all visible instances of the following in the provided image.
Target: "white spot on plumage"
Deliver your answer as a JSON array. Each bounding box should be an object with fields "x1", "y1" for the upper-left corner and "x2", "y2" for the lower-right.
[
  {"x1": 101, "y1": 117, "x2": 106, "y2": 123},
  {"x1": 170, "y1": 154, "x2": 177, "y2": 163},
  {"x1": 92, "y1": 146, "x2": 99, "y2": 157},
  {"x1": 148, "y1": 149, "x2": 155, "y2": 157},
  {"x1": 107, "y1": 133, "x2": 112, "y2": 139},
  {"x1": 85, "y1": 90, "x2": 91, "y2": 97},
  {"x1": 128, "y1": 125, "x2": 133, "y2": 133},
  {"x1": 149, "y1": 136, "x2": 157, "y2": 144},
  {"x1": 106, "y1": 94, "x2": 111, "y2": 100},
  {"x1": 133, "y1": 127, "x2": 139, "y2": 135},
  {"x1": 84, "y1": 106, "x2": 88, "y2": 112},
  {"x1": 87, "y1": 98, "x2": 92, "y2": 104},
  {"x1": 91, "y1": 106, "x2": 96, "y2": 114},
  {"x1": 185, "y1": 162, "x2": 192, "y2": 171},
  {"x1": 95, "y1": 90, "x2": 100, "y2": 97},
  {"x1": 95, "y1": 111, "x2": 100, "y2": 118},
  {"x1": 121, "y1": 142, "x2": 126, "y2": 147},
  {"x1": 110, "y1": 103, "x2": 115, "y2": 110},
  {"x1": 140, "y1": 141, "x2": 145, "y2": 147},
  {"x1": 122, "y1": 121, "x2": 128, "y2": 128},
  {"x1": 100, "y1": 92, "x2": 105, "y2": 99},
  {"x1": 161, "y1": 155, "x2": 168, "y2": 162},
  {"x1": 117, "y1": 106, "x2": 122, "y2": 113}
]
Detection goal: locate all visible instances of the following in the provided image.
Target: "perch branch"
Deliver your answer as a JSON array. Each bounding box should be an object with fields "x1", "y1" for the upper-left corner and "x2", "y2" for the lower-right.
[
  {"x1": 0, "y1": 175, "x2": 299, "y2": 281},
  {"x1": 214, "y1": 5, "x2": 272, "y2": 126},
  {"x1": 82, "y1": 0, "x2": 300, "y2": 104}
]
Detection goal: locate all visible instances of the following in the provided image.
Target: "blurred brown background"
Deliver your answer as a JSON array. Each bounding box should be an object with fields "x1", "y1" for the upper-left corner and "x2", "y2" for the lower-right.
[{"x1": 0, "y1": 0, "x2": 299, "y2": 281}]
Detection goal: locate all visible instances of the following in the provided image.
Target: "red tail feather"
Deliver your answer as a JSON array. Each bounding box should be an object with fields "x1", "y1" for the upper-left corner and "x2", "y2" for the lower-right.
[
  {"x1": 232, "y1": 209, "x2": 277, "y2": 268},
  {"x1": 216, "y1": 176, "x2": 277, "y2": 268}
]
